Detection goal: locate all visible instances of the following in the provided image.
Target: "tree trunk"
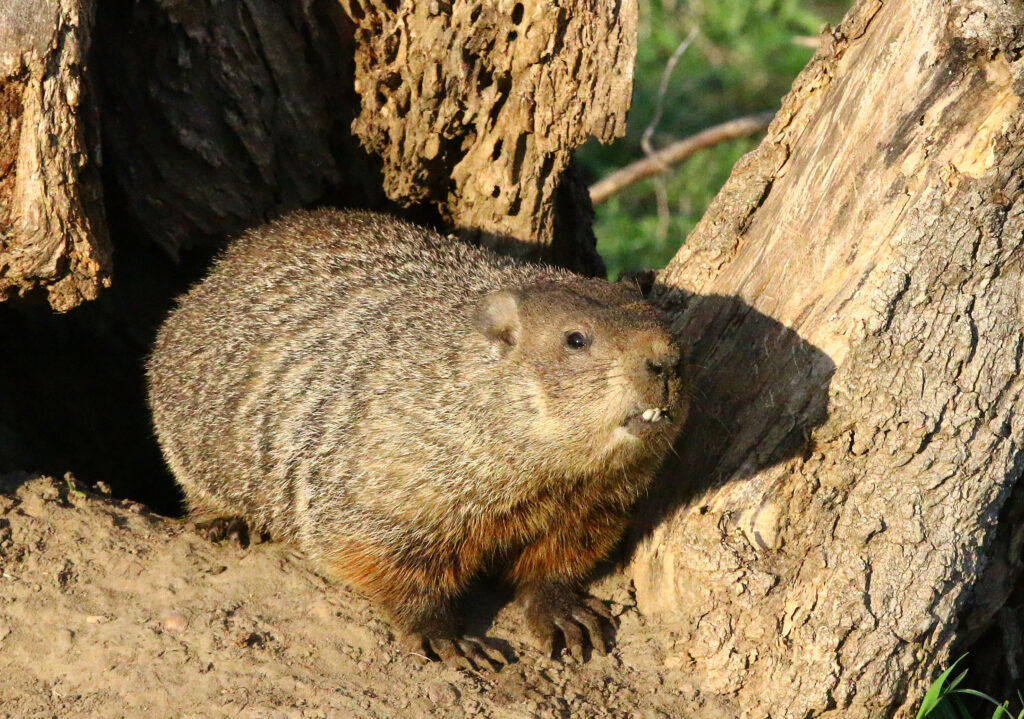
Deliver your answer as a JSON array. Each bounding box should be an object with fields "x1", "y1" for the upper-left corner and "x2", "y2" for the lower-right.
[
  {"x1": 339, "y1": 0, "x2": 636, "y2": 275},
  {"x1": 1, "y1": 0, "x2": 624, "y2": 311},
  {"x1": 93, "y1": 0, "x2": 385, "y2": 261},
  {"x1": 631, "y1": 0, "x2": 1024, "y2": 716},
  {"x1": 0, "y1": 0, "x2": 111, "y2": 311}
]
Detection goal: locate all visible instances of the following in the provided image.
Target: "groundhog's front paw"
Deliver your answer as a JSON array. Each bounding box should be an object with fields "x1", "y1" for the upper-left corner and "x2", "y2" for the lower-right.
[
  {"x1": 524, "y1": 590, "x2": 616, "y2": 659},
  {"x1": 405, "y1": 632, "x2": 508, "y2": 671},
  {"x1": 194, "y1": 516, "x2": 251, "y2": 547}
]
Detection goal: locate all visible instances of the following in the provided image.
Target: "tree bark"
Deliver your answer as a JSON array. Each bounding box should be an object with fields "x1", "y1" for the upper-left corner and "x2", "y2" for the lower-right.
[
  {"x1": 0, "y1": 0, "x2": 111, "y2": 311},
  {"x1": 339, "y1": 0, "x2": 636, "y2": 275},
  {"x1": 1, "y1": 0, "x2": 627, "y2": 310},
  {"x1": 632, "y1": 0, "x2": 1024, "y2": 716},
  {"x1": 93, "y1": 0, "x2": 385, "y2": 261}
]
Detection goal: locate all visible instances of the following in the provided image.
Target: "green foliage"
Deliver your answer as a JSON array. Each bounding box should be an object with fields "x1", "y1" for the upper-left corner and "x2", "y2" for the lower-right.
[
  {"x1": 916, "y1": 655, "x2": 1023, "y2": 719},
  {"x1": 577, "y1": 0, "x2": 848, "y2": 278}
]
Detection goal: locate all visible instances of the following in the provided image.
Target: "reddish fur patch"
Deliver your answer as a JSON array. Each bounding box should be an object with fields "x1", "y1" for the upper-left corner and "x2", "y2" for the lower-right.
[
  {"x1": 507, "y1": 505, "x2": 627, "y2": 585},
  {"x1": 328, "y1": 477, "x2": 633, "y2": 616},
  {"x1": 326, "y1": 539, "x2": 470, "y2": 616},
  {"x1": 468, "y1": 478, "x2": 630, "y2": 587},
  {"x1": 458, "y1": 486, "x2": 564, "y2": 566}
]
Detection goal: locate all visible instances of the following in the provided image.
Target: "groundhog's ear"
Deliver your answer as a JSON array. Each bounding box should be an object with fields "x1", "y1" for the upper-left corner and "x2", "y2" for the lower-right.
[{"x1": 472, "y1": 290, "x2": 521, "y2": 351}]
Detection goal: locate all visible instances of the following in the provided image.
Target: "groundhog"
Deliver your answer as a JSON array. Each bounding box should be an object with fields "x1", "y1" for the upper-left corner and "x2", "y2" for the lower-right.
[{"x1": 147, "y1": 209, "x2": 688, "y2": 668}]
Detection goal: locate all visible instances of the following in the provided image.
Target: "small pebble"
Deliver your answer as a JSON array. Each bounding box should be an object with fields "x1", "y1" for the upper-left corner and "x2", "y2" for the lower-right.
[
  {"x1": 162, "y1": 613, "x2": 188, "y2": 632},
  {"x1": 240, "y1": 631, "x2": 267, "y2": 648},
  {"x1": 427, "y1": 681, "x2": 460, "y2": 705}
]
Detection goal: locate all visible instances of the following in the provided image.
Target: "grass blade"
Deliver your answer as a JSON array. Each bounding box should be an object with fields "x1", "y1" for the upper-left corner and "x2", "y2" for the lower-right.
[{"x1": 917, "y1": 656, "x2": 968, "y2": 719}]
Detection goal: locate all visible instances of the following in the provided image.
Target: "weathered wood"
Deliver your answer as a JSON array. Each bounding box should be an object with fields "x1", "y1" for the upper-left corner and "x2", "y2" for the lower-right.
[
  {"x1": 93, "y1": 0, "x2": 385, "y2": 260},
  {"x1": 339, "y1": 0, "x2": 637, "y2": 275},
  {"x1": 632, "y1": 0, "x2": 1024, "y2": 716},
  {"x1": 2, "y1": 0, "x2": 629, "y2": 304},
  {"x1": 0, "y1": 0, "x2": 110, "y2": 311}
]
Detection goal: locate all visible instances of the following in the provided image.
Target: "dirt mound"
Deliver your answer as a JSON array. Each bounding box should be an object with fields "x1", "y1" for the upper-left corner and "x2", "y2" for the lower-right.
[{"x1": 0, "y1": 475, "x2": 702, "y2": 718}]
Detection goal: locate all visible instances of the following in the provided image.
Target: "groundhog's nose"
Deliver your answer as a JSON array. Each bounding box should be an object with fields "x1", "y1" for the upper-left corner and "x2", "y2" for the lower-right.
[{"x1": 644, "y1": 347, "x2": 680, "y2": 379}]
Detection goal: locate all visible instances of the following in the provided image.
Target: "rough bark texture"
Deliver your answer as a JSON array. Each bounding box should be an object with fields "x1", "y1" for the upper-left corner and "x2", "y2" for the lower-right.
[
  {"x1": 0, "y1": 0, "x2": 111, "y2": 311},
  {"x1": 2, "y1": 0, "x2": 626, "y2": 306},
  {"x1": 339, "y1": 0, "x2": 637, "y2": 275},
  {"x1": 94, "y1": 0, "x2": 386, "y2": 260},
  {"x1": 632, "y1": 0, "x2": 1024, "y2": 716}
]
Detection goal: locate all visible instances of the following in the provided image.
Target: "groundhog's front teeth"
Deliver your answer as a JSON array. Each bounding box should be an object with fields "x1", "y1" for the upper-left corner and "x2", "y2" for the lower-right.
[{"x1": 641, "y1": 407, "x2": 668, "y2": 423}]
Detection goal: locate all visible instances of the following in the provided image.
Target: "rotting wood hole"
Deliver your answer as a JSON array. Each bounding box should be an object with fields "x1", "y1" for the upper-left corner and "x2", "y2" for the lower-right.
[
  {"x1": 491, "y1": 139, "x2": 502, "y2": 160},
  {"x1": 492, "y1": 186, "x2": 500, "y2": 198},
  {"x1": 488, "y1": 73, "x2": 512, "y2": 124},
  {"x1": 508, "y1": 31, "x2": 518, "y2": 42},
  {"x1": 462, "y1": 47, "x2": 480, "y2": 71},
  {"x1": 470, "y1": 5, "x2": 481, "y2": 23},
  {"x1": 511, "y1": 133, "x2": 528, "y2": 185},
  {"x1": 375, "y1": 73, "x2": 402, "y2": 108},
  {"x1": 511, "y1": 3, "x2": 524, "y2": 24},
  {"x1": 383, "y1": 34, "x2": 399, "y2": 64},
  {"x1": 548, "y1": 8, "x2": 568, "y2": 57},
  {"x1": 346, "y1": 0, "x2": 365, "y2": 20},
  {"x1": 477, "y1": 66, "x2": 493, "y2": 91},
  {"x1": 539, "y1": 152, "x2": 555, "y2": 181}
]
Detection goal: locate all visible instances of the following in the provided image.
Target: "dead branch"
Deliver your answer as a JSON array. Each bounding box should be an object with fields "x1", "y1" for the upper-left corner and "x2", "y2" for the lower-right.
[{"x1": 588, "y1": 111, "x2": 775, "y2": 205}]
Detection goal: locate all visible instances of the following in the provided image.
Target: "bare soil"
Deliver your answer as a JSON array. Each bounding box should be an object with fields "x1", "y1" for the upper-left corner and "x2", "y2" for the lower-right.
[{"x1": 0, "y1": 474, "x2": 702, "y2": 718}]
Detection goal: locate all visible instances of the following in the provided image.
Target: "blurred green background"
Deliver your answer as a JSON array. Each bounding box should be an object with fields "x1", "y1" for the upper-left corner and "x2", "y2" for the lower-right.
[{"x1": 576, "y1": 0, "x2": 850, "y2": 279}]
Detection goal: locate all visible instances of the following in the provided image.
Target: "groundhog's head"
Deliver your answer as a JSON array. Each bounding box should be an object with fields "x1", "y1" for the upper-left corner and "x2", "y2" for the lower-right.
[{"x1": 472, "y1": 279, "x2": 689, "y2": 475}]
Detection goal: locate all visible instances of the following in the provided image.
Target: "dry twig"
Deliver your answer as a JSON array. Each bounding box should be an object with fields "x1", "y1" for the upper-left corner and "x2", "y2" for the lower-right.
[{"x1": 589, "y1": 111, "x2": 775, "y2": 205}]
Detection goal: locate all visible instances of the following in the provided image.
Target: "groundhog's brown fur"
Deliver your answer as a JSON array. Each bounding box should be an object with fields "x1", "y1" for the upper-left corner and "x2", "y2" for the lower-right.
[{"x1": 147, "y1": 209, "x2": 688, "y2": 666}]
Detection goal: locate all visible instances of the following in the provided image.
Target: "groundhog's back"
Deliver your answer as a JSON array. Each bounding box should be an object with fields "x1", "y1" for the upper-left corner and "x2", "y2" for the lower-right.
[{"x1": 146, "y1": 210, "x2": 568, "y2": 539}]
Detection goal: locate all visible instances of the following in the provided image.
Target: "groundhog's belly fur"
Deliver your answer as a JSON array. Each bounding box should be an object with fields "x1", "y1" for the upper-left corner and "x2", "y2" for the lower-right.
[{"x1": 147, "y1": 209, "x2": 688, "y2": 666}]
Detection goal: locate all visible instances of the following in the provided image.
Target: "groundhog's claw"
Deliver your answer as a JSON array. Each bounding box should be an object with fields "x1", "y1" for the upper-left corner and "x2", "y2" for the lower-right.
[
  {"x1": 570, "y1": 601, "x2": 610, "y2": 654},
  {"x1": 553, "y1": 600, "x2": 609, "y2": 656},
  {"x1": 410, "y1": 634, "x2": 507, "y2": 671},
  {"x1": 195, "y1": 516, "x2": 251, "y2": 547},
  {"x1": 527, "y1": 592, "x2": 616, "y2": 660}
]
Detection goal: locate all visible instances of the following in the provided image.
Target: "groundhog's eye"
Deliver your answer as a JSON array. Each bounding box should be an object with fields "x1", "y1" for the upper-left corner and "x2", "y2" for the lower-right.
[{"x1": 564, "y1": 331, "x2": 591, "y2": 350}]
